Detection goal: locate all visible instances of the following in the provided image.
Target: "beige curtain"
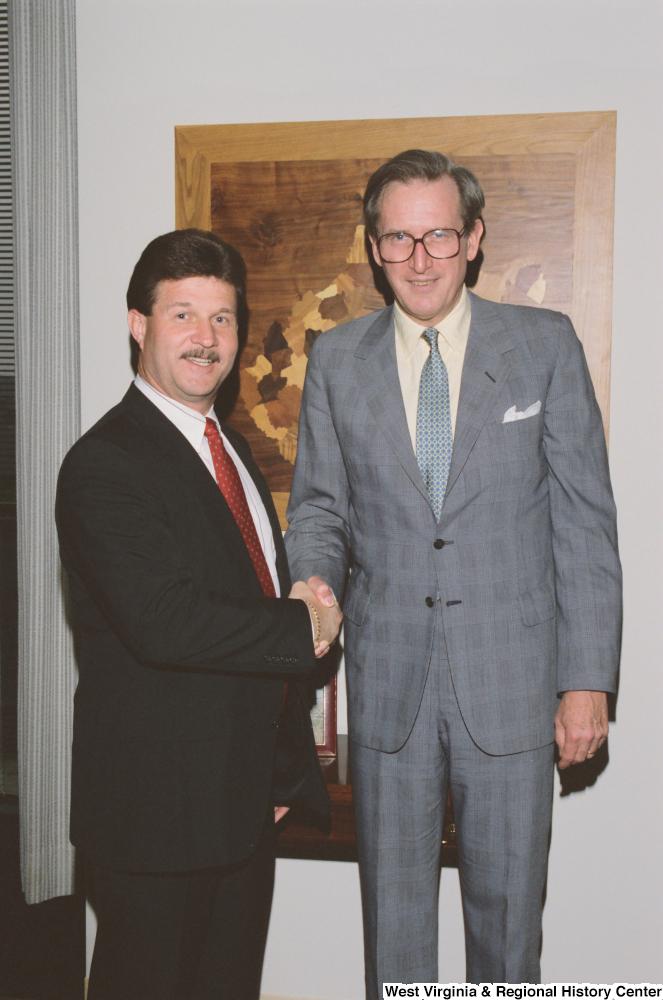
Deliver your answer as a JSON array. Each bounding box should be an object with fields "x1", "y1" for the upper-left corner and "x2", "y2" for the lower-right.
[{"x1": 9, "y1": 0, "x2": 80, "y2": 903}]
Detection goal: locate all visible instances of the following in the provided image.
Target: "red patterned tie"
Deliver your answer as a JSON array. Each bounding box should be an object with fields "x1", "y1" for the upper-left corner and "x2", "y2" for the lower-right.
[{"x1": 204, "y1": 418, "x2": 276, "y2": 598}]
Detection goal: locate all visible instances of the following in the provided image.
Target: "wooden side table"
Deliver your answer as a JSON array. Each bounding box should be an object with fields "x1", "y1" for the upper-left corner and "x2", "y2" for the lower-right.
[{"x1": 276, "y1": 735, "x2": 458, "y2": 865}]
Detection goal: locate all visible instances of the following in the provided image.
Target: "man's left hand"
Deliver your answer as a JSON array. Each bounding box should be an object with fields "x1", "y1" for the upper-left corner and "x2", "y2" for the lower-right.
[
  {"x1": 554, "y1": 690, "x2": 608, "y2": 769},
  {"x1": 274, "y1": 806, "x2": 290, "y2": 823}
]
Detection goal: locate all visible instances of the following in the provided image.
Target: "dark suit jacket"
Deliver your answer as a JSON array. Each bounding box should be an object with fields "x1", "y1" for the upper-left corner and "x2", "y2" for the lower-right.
[{"x1": 56, "y1": 384, "x2": 327, "y2": 873}]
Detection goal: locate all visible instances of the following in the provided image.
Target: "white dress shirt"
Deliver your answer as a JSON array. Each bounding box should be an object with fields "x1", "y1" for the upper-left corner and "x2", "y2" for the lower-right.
[
  {"x1": 394, "y1": 283, "x2": 471, "y2": 450},
  {"x1": 134, "y1": 374, "x2": 280, "y2": 596}
]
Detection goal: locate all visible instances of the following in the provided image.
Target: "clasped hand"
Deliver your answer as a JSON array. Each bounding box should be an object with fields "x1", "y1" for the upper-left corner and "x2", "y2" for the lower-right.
[{"x1": 288, "y1": 576, "x2": 342, "y2": 658}]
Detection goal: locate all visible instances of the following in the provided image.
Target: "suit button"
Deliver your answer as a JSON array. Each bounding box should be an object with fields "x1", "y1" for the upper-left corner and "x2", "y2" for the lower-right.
[
  {"x1": 425, "y1": 596, "x2": 434, "y2": 608},
  {"x1": 271, "y1": 720, "x2": 279, "y2": 729},
  {"x1": 434, "y1": 539, "x2": 445, "y2": 549}
]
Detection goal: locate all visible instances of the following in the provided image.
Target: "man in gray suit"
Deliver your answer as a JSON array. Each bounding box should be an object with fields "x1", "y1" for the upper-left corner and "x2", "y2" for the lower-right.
[{"x1": 285, "y1": 150, "x2": 622, "y2": 994}]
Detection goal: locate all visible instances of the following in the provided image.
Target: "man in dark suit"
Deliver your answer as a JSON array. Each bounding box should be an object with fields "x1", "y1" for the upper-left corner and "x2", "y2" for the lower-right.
[
  {"x1": 56, "y1": 229, "x2": 342, "y2": 1000},
  {"x1": 286, "y1": 151, "x2": 622, "y2": 994}
]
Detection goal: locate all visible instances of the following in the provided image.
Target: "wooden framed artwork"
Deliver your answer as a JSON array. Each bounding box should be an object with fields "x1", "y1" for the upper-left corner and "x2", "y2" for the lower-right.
[{"x1": 175, "y1": 112, "x2": 616, "y2": 533}]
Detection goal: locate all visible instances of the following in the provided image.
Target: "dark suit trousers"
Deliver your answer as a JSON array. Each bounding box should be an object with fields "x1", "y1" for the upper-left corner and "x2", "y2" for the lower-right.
[
  {"x1": 351, "y1": 637, "x2": 555, "y2": 997},
  {"x1": 85, "y1": 817, "x2": 275, "y2": 1000}
]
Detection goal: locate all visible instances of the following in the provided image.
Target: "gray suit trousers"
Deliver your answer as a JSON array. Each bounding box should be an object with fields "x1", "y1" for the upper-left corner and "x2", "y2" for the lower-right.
[{"x1": 351, "y1": 634, "x2": 554, "y2": 997}]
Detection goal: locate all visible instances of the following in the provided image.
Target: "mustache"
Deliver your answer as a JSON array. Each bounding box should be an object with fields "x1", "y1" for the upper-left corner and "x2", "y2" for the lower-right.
[{"x1": 180, "y1": 349, "x2": 221, "y2": 363}]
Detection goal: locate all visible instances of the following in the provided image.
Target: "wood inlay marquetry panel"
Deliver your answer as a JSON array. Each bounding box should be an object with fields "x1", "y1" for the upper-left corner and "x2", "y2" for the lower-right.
[{"x1": 176, "y1": 113, "x2": 616, "y2": 524}]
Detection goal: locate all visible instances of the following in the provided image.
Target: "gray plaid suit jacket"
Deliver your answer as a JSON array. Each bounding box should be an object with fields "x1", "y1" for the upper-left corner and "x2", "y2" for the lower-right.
[{"x1": 285, "y1": 292, "x2": 622, "y2": 755}]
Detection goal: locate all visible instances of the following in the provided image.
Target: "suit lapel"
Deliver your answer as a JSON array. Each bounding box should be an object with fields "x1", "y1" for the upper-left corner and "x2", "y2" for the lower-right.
[
  {"x1": 354, "y1": 307, "x2": 431, "y2": 508},
  {"x1": 351, "y1": 295, "x2": 516, "y2": 513},
  {"x1": 444, "y1": 292, "x2": 514, "y2": 499},
  {"x1": 123, "y1": 386, "x2": 265, "y2": 590}
]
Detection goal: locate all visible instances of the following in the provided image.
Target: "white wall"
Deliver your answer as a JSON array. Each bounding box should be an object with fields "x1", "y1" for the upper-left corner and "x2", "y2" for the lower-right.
[{"x1": 76, "y1": 0, "x2": 663, "y2": 995}]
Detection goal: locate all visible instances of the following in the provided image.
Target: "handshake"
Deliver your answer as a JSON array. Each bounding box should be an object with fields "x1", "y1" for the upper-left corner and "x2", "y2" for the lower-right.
[{"x1": 288, "y1": 575, "x2": 343, "y2": 659}]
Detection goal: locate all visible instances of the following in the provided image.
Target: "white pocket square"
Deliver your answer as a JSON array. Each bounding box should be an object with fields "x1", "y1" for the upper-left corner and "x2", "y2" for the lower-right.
[{"x1": 502, "y1": 400, "x2": 541, "y2": 423}]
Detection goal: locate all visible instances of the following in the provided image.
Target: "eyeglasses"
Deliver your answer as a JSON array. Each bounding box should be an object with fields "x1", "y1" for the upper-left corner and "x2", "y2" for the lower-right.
[{"x1": 376, "y1": 227, "x2": 466, "y2": 263}]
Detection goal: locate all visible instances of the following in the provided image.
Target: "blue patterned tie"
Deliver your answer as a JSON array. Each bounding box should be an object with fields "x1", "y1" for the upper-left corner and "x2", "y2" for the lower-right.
[{"x1": 416, "y1": 327, "x2": 453, "y2": 520}]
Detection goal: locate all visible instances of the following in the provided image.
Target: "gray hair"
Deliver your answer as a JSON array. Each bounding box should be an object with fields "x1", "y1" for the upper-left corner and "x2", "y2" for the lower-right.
[{"x1": 363, "y1": 149, "x2": 485, "y2": 239}]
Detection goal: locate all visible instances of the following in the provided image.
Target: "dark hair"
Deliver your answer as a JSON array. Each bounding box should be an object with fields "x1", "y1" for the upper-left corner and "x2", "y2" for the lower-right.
[
  {"x1": 126, "y1": 229, "x2": 248, "y2": 330},
  {"x1": 363, "y1": 149, "x2": 485, "y2": 239}
]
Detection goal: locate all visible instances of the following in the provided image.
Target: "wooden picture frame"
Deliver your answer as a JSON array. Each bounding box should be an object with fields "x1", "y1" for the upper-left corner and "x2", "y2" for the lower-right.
[{"x1": 176, "y1": 114, "x2": 616, "y2": 517}]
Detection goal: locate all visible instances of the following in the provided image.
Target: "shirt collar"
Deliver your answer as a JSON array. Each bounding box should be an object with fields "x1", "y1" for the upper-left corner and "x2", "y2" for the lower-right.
[
  {"x1": 134, "y1": 374, "x2": 218, "y2": 453},
  {"x1": 394, "y1": 283, "x2": 471, "y2": 359}
]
